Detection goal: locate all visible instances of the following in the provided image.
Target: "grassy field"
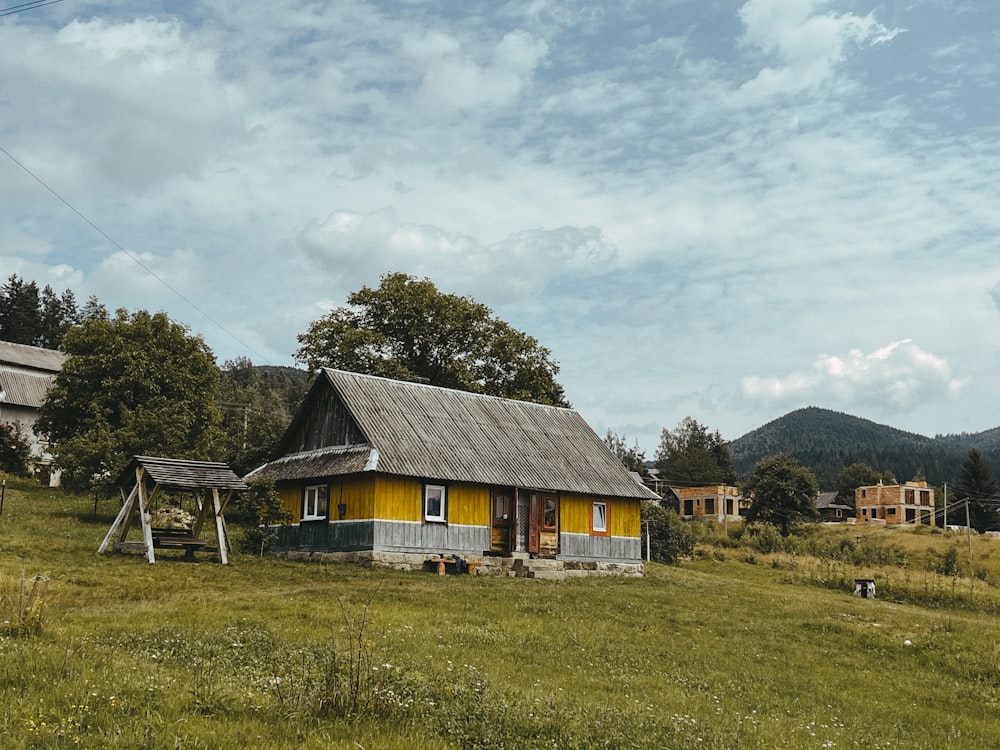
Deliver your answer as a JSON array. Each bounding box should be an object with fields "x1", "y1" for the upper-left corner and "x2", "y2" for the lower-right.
[{"x1": 2, "y1": 477, "x2": 1000, "y2": 748}]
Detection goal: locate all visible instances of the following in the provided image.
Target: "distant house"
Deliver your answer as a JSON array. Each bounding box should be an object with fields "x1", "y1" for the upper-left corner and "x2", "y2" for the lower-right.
[
  {"x1": 669, "y1": 485, "x2": 747, "y2": 522},
  {"x1": 856, "y1": 480, "x2": 935, "y2": 525},
  {"x1": 249, "y1": 369, "x2": 658, "y2": 576},
  {"x1": 815, "y1": 491, "x2": 852, "y2": 522},
  {"x1": 0, "y1": 341, "x2": 66, "y2": 483}
]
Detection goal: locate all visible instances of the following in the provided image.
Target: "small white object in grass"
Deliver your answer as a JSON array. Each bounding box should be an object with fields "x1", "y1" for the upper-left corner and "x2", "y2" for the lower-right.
[{"x1": 904, "y1": 639, "x2": 913, "y2": 646}]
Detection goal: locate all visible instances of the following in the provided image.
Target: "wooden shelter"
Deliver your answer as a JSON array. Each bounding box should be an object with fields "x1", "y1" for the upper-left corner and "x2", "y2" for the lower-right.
[{"x1": 99, "y1": 456, "x2": 248, "y2": 564}]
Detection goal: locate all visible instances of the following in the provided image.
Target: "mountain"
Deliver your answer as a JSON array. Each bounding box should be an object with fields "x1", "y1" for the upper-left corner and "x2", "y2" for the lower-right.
[{"x1": 730, "y1": 407, "x2": 1000, "y2": 490}]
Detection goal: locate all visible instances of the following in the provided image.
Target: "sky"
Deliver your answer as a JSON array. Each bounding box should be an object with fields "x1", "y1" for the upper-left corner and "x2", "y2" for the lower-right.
[{"x1": 3, "y1": 0, "x2": 1000, "y2": 457}]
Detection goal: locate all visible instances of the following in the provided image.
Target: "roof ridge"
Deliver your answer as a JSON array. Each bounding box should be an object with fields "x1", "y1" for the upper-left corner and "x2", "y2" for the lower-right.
[{"x1": 321, "y1": 367, "x2": 572, "y2": 412}]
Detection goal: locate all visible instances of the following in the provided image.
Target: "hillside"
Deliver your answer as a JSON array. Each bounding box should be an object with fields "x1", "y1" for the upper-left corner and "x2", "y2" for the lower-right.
[{"x1": 731, "y1": 406, "x2": 1000, "y2": 489}]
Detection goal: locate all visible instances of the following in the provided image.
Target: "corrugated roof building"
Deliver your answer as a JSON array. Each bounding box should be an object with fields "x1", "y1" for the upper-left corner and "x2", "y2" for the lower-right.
[
  {"x1": 0, "y1": 341, "x2": 67, "y2": 481},
  {"x1": 251, "y1": 368, "x2": 655, "y2": 575}
]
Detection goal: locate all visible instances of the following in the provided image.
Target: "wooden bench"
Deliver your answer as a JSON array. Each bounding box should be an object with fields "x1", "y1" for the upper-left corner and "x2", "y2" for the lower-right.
[
  {"x1": 151, "y1": 528, "x2": 209, "y2": 557},
  {"x1": 427, "y1": 557, "x2": 481, "y2": 576}
]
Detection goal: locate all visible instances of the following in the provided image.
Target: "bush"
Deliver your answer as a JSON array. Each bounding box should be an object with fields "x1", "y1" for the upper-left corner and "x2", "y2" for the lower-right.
[
  {"x1": 236, "y1": 476, "x2": 291, "y2": 555},
  {"x1": 0, "y1": 421, "x2": 31, "y2": 476},
  {"x1": 641, "y1": 502, "x2": 695, "y2": 563}
]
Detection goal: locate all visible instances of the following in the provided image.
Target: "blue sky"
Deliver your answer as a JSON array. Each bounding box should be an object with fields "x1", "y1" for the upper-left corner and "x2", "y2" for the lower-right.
[{"x1": 3, "y1": 0, "x2": 1000, "y2": 456}]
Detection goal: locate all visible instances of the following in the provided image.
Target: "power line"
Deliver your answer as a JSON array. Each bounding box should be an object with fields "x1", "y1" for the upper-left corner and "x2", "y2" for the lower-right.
[
  {"x1": 0, "y1": 145, "x2": 273, "y2": 364},
  {"x1": 0, "y1": 0, "x2": 64, "y2": 17}
]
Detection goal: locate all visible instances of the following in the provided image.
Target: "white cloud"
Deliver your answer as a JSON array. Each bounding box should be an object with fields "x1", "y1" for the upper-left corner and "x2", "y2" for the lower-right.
[
  {"x1": 405, "y1": 29, "x2": 548, "y2": 114},
  {"x1": 742, "y1": 340, "x2": 965, "y2": 414},
  {"x1": 296, "y1": 208, "x2": 616, "y2": 303},
  {"x1": 737, "y1": 0, "x2": 903, "y2": 99}
]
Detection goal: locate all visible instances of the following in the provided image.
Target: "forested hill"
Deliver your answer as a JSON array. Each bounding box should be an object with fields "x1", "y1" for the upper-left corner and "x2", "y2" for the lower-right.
[{"x1": 730, "y1": 406, "x2": 1000, "y2": 490}]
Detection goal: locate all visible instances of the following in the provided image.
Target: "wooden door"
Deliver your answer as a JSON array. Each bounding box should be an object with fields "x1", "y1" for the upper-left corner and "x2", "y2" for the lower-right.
[{"x1": 491, "y1": 488, "x2": 514, "y2": 553}]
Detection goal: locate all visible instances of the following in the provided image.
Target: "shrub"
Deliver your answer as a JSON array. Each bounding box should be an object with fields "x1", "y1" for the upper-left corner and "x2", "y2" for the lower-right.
[
  {"x1": 236, "y1": 477, "x2": 291, "y2": 555},
  {"x1": 641, "y1": 502, "x2": 695, "y2": 563},
  {"x1": 0, "y1": 421, "x2": 31, "y2": 477}
]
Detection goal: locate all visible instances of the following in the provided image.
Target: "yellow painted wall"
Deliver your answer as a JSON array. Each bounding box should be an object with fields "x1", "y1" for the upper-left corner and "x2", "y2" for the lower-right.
[
  {"x1": 278, "y1": 475, "x2": 375, "y2": 522},
  {"x1": 447, "y1": 483, "x2": 489, "y2": 526},
  {"x1": 560, "y1": 493, "x2": 641, "y2": 537},
  {"x1": 375, "y1": 475, "x2": 422, "y2": 522}
]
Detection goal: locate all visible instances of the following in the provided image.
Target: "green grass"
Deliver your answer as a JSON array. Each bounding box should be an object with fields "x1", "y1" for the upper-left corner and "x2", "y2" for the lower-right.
[{"x1": 2, "y1": 477, "x2": 1000, "y2": 748}]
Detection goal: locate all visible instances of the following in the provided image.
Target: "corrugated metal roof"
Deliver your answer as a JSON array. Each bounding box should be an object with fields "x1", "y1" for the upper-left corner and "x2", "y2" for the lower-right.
[
  {"x1": 314, "y1": 369, "x2": 658, "y2": 500},
  {"x1": 0, "y1": 341, "x2": 67, "y2": 372},
  {"x1": 0, "y1": 369, "x2": 55, "y2": 409},
  {"x1": 119, "y1": 456, "x2": 249, "y2": 491}
]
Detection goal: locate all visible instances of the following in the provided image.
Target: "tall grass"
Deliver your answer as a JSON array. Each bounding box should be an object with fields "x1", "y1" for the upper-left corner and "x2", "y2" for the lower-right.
[{"x1": 3, "y1": 478, "x2": 1000, "y2": 747}]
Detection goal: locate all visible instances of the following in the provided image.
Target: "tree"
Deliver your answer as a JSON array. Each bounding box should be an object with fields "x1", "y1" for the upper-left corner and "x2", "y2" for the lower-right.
[
  {"x1": 37, "y1": 285, "x2": 79, "y2": 349},
  {"x1": 35, "y1": 310, "x2": 222, "y2": 493},
  {"x1": 604, "y1": 430, "x2": 647, "y2": 475},
  {"x1": 955, "y1": 449, "x2": 999, "y2": 531},
  {"x1": 236, "y1": 476, "x2": 292, "y2": 556},
  {"x1": 0, "y1": 422, "x2": 31, "y2": 476},
  {"x1": 741, "y1": 453, "x2": 819, "y2": 536},
  {"x1": 295, "y1": 273, "x2": 568, "y2": 406},
  {"x1": 835, "y1": 462, "x2": 895, "y2": 506},
  {"x1": 655, "y1": 417, "x2": 735, "y2": 485},
  {"x1": 640, "y1": 501, "x2": 695, "y2": 563},
  {"x1": 0, "y1": 275, "x2": 42, "y2": 345},
  {"x1": 216, "y1": 358, "x2": 310, "y2": 475}
]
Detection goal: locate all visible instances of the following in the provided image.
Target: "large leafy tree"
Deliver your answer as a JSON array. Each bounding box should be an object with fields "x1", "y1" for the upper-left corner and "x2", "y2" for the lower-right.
[
  {"x1": 296, "y1": 273, "x2": 568, "y2": 405},
  {"x1": 741, "y1": 453, "x2": 819, "y2": 536},
  {"x1": 655, "y1": 417, "x2": 735, "y2": 485},
  {"x1": 955, "y1": 449, "x2": 999, "y2": 531},
  {"x1": 835, "y1": 462, "x2": 895, "y2": 506},
  {"x1": 35, "y1": 310, "x2": 222, "y2": 492}
]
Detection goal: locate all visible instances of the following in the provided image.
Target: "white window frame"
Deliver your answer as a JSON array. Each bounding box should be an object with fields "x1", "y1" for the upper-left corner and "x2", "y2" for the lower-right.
[
  {"x1": 424, "y1": 484, "x2": 447, "y2": 523},
  {"x1": 302, "y1": 484, "x2": 329, "y2": 521},
  {"x1": 592, "y1": 501, "x2": 608, "y2": 534}
]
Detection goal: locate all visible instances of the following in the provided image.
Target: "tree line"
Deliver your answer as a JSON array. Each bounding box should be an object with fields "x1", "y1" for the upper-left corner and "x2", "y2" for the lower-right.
[{"x1": 1, "y1": 273, "x2": 566, "y2": 496}]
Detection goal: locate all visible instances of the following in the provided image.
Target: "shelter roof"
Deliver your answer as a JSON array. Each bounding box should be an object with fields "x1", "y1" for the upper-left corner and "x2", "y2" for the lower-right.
[
  {"x1": 119, "y1": 456, "x2": 248, "y2": 491},
  {"x1": 260, "y1": 368, "x2": 659, "y2": 500}
]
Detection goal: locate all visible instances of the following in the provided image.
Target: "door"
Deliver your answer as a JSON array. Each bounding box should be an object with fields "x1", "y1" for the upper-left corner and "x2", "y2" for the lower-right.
[
  {"x1": 527, "y1": 492, "x2": 559, "y2": 557},
  {"x1": 491, "y1": 488, "x2": 514, "y2": 553}
]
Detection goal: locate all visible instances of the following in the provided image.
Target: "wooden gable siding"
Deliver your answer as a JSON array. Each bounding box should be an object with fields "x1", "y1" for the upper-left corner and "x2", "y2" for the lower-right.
[
  {"x1": 560, "y1": 493, "x2": 641, "y2": 537},
  {"x1": 282, "y1": 384, "x2": 366, "y2": 453}
]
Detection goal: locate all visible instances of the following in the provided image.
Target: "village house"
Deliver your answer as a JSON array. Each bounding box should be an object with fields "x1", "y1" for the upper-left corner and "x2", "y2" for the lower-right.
[
  {"x1": 815, "y1": 491, "x2": 853, "y2": 522},
  {"x1": 0, "y1": 340, "x2": 66, "y2": 484},
  {"x1": 856, "y1": 480, "x2": 935, "y2": 525},
  {"x1": 249, "y1": 369, "x2": 658, "y2": 577},
  {"x1": 668, "y1": 484, "x2": 747, "y2": 522}
]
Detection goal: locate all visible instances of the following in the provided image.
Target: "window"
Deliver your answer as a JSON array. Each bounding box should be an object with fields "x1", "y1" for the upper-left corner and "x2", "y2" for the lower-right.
[
  {"x1": 542, "y1": 496, "x2": 558, "y2": 530},
  {"x1": 424, "y1": 484, "x2": 447, "y2": 523},
  {"x1": 592, "y1": 501, "x2": 608, "y2": 535},
  {"x1": 302, "y1": 484, "x2": 328, "y2": 520}
]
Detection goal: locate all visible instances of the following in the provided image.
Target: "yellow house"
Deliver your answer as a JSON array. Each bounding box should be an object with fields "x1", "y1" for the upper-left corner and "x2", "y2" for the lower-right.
[
  {"x1": 856, "y1": 480, "x2": 935, "y2": 525},
  {"x1": 250, "y1": 369, "x2": 657, "y2": 576}
]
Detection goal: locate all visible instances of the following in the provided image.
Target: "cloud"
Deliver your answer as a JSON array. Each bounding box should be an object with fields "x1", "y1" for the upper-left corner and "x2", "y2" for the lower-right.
[
  {"x1": 296, "y1": 208, "x2": 616, "y2": 303},
  {"x1": 737, "y1": 0, "x2": 903, "y2": 99},
  {"x1": 742, "y1": 340, "x2": 965, "y2": 414},
  {"x1": 405, "y1": 29, "x2": 548, "y2": 114}
]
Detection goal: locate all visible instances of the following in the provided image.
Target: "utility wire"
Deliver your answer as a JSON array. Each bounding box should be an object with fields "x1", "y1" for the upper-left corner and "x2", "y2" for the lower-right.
[
  {"x1": 0, "y1": 145, "x2": 272, "y2": 364},
  {"x1": 0, "y1": 0, "x2": 64, "y2": 17}
]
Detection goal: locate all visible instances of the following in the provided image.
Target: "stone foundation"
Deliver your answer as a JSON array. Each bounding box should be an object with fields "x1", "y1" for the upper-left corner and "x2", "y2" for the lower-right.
[{"x1": 275, "y1": 549, "x2": 643, "y2": 578}]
